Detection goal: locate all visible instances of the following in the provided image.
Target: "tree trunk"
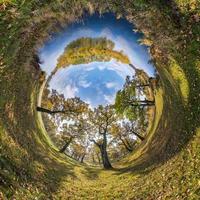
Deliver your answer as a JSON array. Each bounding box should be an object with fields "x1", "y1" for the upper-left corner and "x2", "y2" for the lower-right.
[
  {"x1": 133, "y1": 100, "x2": 155, "y2": 105},
  {"x1": 74, "y1": 154, "x2": 78, "y2": 160},
  {"x1": 136, "y1": 84, "x2": 150, "y2": 88},
  {"x1": 37, "y1": 106, "x2": 66, "y2": 114},
  {"x1": 128, "y1": 100, "x2": 155, "y2": 108},
  {"x1": 100, "y1": 133, "x2": 112, "y2": 169},
  {"x1": 120, "y1": 137, "x2": 133, "y2": 152},
  {"x1": 96, "y1": 152, "x2": 101, "y2": 164},
  {"x1": 59, "y1": 137, "x2": 73, "y2": 153},
  {"x1": 77, "y1": 155, "x2": 81, "y2": 161},
  {"x1": 80, "y1": 154, "x2": 86, "y2": 163},
  {"x1": 129, "y1": 63, "x2": 137, "y2": 71},
  {"x1": 59, "y1": 142, "x2": 69, "y2": 153},
  {"x1": 132, "y1": 131, "x2": 145, "y2": 141},
  {"x1": 100, "y1": 145, "x2": 112, "y2": 169},
  {"x1": 92, "y1": 153, "x2": 95, "y2": 163},
  {"x1": 143, "y1": 100, "x2": 155, "y2": 105},
  {"x1": 91, "y1": 134, "x2": 112, "y2": 169}
]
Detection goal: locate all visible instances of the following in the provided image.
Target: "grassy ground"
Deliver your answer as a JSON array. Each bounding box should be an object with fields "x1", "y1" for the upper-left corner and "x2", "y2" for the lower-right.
[{"x1": 0, "y1": 0, "x2": 200, "y2": 199}]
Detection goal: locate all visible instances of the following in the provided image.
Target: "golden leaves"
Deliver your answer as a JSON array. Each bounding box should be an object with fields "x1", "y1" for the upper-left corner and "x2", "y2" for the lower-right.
[{"x1": 56, "y1": 37, "x2": 130, "y2": 69}]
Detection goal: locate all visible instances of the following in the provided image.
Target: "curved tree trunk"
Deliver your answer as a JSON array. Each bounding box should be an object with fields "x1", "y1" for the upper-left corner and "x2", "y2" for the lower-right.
[
  {"x1": 37, "y1": 106, "x2": 66, "y2": 114},
  {"x1": 132, "y1": 131, "x2": 145, "y2": 141},
  {"x1": 92, "y1": 153, "x2": 95, "y2": 163},
  {"x1": 91, "y1": 134, "x2": 112, "y2": 169},
  {"x1": 125, "y1": 138, "x2": 134, "y2": 150},
  {"x1": 100, "y1": 133, "x2": 112, "y2": 169},
  {"x1": 100, "y1": 145, "x2": 112, "y2": 169},
  {"x1": 59, "y1": 137, "x2": 73, "y2": 153},
  {"x1": 77, "y1": 155, "x2": 81, "y2": 161},
  {"x1": 129, "y1": 100, "x2": 155, "y2": 107},
  {"x1": 136, "y1": 84, "x2": 150, "y2": 88},
  {"x1": 80, "y1": 154, "x2": 86, "y2": 163},
  {"x1": 71, "y1": 152, "x2": 74, "y2": 157},
  {"x1": 120, "y1": 137, "x2": 133, "y2": 152},
  {"x1": 96, "y1": 152, "x2": 101, "y2": 164}
]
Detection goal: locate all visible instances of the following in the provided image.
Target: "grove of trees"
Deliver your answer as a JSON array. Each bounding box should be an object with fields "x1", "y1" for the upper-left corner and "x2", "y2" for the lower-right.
[
  {"x1": 38, "y1": 54, "x2": 157, "y2": 169},
  {"x1": 56, "y1": 37, "x2": 130, "y2": 69}
]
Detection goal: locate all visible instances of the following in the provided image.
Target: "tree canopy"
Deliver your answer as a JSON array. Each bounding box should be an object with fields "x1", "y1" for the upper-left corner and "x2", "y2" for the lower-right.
[
  {"x1": 56, "y1": 37, "x2": 130, "y2": 69},
  {"x1": 114, "y1": 75, "x2": 155, "y2": 121},
  {"x1": 39, "y1": 68, "x2": 155, "y2": 168}
]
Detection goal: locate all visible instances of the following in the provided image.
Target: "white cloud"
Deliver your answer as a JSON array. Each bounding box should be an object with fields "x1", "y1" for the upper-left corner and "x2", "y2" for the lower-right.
[
  {"x1": 84, "y1": 66, "x2": 95, "y2": 71},
  {"x1": 84, "y1": 99, "x2": 93, "y2": 109},
  {"x1": 106, "y1": 82, "x2": 118, "y2": 89},
  {"x1": 40, "y1": 48, "x2": 64, "y2": 75},
  {"x1": 39, "y1": 18, "x2": 155, "y2": 77},
  {"x1": 79, "y1": 80, "x2": 91, "y2": 88},
  {"x1": 114, "y1": 36, "x2": 137, "y2": 64},
  {"x1": 104, "y1": 94, "x2": 115, "y2": 104},
  {"x1": 99, "y1": 28, "x2": 114, "y2": 39},
  {"x1": 112, "y1": 36, "x2": 154, "y2": 75},
  {"x1": 39, "y1": 28, "x2": 97, "y2": 75},
  {"x1": 95, "y1": 62, "x2": 106, "y2": 71},
  {"x1": 80, "y1": 60, "x2": 135, "y2": 80},
  {"x1": 64, "y1": 85, "x2": 78, "y2": 98},
  {"x1": 106, "y1": 60, "x2": 135, "y2": 79},
  {"x1": 74, "y1": 28, "x2": 95, "y2": 38}
]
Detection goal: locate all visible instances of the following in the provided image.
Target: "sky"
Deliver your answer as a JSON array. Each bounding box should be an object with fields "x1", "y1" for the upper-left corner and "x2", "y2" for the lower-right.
[
  {"x1": 39, "y1": 13, "x2": 156, "y2": 108},
  {"x1": 49, "y1": 60, "x2": 134, "y2": 108}
]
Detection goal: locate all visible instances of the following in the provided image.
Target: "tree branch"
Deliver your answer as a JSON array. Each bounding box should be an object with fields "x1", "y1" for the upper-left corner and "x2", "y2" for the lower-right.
[{"x1": 90, "y1": 139, "x2": 101, "y2": 147}]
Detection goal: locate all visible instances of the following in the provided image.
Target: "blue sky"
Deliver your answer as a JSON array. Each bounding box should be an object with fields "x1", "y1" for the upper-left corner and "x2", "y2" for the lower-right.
[
  {"x1": 39, "y1": 13, "x2": 155, "y2": 107},
  {"x1": 49, "y1": 61, "x2": 134, "y2": 108},
  {"x1": 39, "y1": 13, "x2": 155, "y2": 76}
]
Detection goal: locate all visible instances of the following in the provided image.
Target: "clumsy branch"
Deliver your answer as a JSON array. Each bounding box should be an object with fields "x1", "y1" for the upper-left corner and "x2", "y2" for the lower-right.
[
  {"x1": 36, "y1": 106, "x2": 78, "y2": 115},
  {"x1": 90, "y1": 139, "x2": 101, "y2": 148}
]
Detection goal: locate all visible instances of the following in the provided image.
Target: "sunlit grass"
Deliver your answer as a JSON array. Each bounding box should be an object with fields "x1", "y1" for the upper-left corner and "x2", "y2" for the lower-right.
[{"x1": 169, "y1": 57, "x2": 189, "y2": 105}]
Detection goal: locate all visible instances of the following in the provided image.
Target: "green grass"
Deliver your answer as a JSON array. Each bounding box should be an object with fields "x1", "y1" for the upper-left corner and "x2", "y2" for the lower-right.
[
  {"x1": 168, "y1": 57, "x2": 189, "y2": 105},
  {"x1": 0, "y1": 0, "x2": 200, "y2": 199}
]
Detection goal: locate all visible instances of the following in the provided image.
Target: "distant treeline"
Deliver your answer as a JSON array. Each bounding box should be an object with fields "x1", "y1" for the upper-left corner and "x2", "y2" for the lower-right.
[{"x1": 56, "y1": 37, "x2": 130, "y2": 68}]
